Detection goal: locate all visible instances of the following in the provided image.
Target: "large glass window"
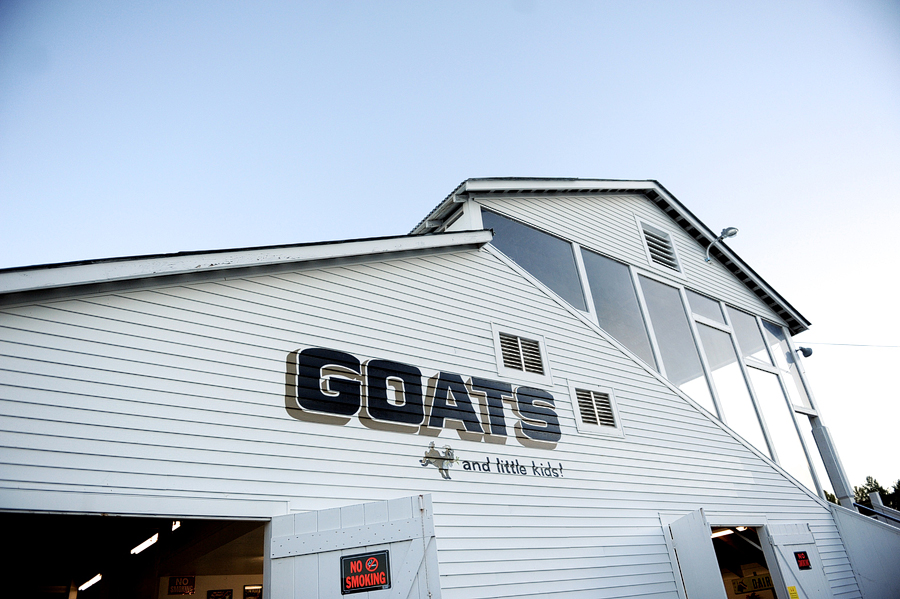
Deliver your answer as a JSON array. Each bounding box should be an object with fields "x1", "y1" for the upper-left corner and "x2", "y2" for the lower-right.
[
  {"x1": 581, "y1": 249, "x2": 656, "y2": 368},
  {"x1": 762, "y1": 321, "x2": 812, "y2": 410},
  {"x1": 747, "y1": 367, "x2": 816, "y2": 490},
  {"x1": 638, "y1": 275, "x2": 714, "y2": 412},
  {"x1": 727, "y1": 307, "x2": 772, "y2": 365},
  {"x1": 482, "y1": 210, "x2": 586, "y2": 310},
  {"x1": 696, "y1": 323, "x2": 769, "y2": 456},
  {"x1": 686, "y1": 290, "x2": 726, "y2": 326}
]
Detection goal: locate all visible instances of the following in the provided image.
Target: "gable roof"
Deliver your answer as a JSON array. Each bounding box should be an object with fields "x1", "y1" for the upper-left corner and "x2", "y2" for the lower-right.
[
  {"x1": 412, "y1": 178, "x2": 810, "y2": 335},
  {"x1": 0, "y1": 230, "x2": 493, "y2": 306}
]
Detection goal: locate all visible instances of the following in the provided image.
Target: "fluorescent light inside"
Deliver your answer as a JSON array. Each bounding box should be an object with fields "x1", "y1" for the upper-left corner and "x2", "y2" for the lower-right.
[
  {"x1": 131, "y1": 533, "x2": 159, "y2": 554},
  {"x1": 79, "y1": 574, "x2": 102, "y2": 591},
  {"x1": 244, "y1": 586, "x2": 262, "y2": 591},
  {"x1": 172, "y1": 520, "x2": 181, "y2": 531},
  {"x1": 711, "y1": 529, "x2": 734, "y2": 538},
  {"x1": 736, "y1": 526, "x2": 747, "y2": 531}
]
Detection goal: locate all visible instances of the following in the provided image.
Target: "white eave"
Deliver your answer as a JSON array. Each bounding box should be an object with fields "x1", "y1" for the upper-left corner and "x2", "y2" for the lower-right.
[
  {"x1": 412, "y1": 178, "x2": 810, "y2": 334},
  {"x1": 0, "y1": 230, "x2": 493, "y2": 297}
]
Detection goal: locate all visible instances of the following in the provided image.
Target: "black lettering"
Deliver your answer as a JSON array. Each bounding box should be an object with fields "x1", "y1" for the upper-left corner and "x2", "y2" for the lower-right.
[
  {"x1": 471, "y1": 377, "x2": 513, "y2": 437},
  {"x1": 366, "y1": 359, "x2": 424, "y2": 424},
  {"x1": 296, "y1": 348, "x2": 361, "y2": 415},
  {"x1": 427, "y1": 372, "x2": 484, "y2": 434},
  {"x1": 514, "y1": 386, "x2": 561, "y2": 443}
]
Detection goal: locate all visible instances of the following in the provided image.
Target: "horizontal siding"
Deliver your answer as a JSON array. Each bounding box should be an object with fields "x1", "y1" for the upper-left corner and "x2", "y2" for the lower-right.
[
  {"x1": 0, "y1": 247, "x2": 857, "y2": 598},
  {"x1": 476, "y1": 194, "x2": 788, "y2": 325}
]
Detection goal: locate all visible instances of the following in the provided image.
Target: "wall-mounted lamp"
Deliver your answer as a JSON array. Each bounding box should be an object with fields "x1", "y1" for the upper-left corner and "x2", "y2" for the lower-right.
[
  {"x1": 797, "y1": 347, "x2": 813, "y2": 358},
  {"x1": 705, "y1": 227, "x2": 739, "y2": 263}
]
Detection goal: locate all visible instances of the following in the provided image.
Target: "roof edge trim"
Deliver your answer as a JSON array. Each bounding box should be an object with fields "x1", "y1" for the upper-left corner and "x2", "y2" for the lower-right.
[
  {"x1": 0, "y1": 230, "x2": 494, "y2": 296},
  {"x1": 412, "y1": 178, "x2": 810, "y2": 334}
]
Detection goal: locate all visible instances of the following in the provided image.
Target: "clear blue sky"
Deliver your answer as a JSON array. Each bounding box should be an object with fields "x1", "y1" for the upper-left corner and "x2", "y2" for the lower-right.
[{"x1": 2, "y1": 0, "x2": 898, "y2": 489}]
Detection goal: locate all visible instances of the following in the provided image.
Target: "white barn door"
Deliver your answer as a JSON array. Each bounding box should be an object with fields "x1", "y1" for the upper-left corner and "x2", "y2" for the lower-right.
[
  {"x1": 762, "y1": 523, "x2": 833, "y2": 599},
  {"x1": 265, "y1": 494, "x2": 441, "y2": 599},
  {"x1": 668, "y1": 509, "x2": 728, "y2": 599}
]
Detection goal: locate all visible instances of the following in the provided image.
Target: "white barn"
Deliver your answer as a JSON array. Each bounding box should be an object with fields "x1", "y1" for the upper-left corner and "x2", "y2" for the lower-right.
[{"x1": 1, "y1": 178, "x2": 898, "y2": 599}]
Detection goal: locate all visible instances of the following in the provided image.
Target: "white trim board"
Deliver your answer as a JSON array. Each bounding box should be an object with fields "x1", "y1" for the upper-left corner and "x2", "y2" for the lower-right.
[{"x1": 0, "y1": 231, "x2": 493, "y2": 296}]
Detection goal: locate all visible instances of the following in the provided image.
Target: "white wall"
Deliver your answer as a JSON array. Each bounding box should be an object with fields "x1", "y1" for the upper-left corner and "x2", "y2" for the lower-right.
[{"x1": 0, "y1": 246, "x2": 858, "y2": 598}]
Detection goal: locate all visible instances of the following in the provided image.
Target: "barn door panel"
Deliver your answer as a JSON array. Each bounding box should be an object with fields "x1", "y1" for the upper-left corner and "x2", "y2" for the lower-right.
[
  {"x1": 761, "y1": 523, "x2": 833, "y2": 599},
  {"x1": 266, "y1": 494, "x2": 441, "y2": 599},
  {"x1": 668, "y1": 509, "x2": 728, "y2": 599}
]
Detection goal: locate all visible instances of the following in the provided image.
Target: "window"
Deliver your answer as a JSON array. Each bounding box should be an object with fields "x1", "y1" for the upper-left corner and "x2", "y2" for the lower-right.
[
  {"x1": 685, "y1": 289, "x2": 726, "y2": 326},
  {"x1": 482, "y1": 209, "x2": 587, "y2": 310},
  {"x1": 695, "y1": 322, "x2": 769, "y2": 457},
  {"x1": 761, "y1": 320, "x2": 812, "y2": 410},
  {"x1": 638, "y1": 275, "x2": 714, "y2": 412},
  {"x1": 639, "y1": 220, "x2": 682, "y2": 273},
  {"x1": 746, "y1": 367, "x2": 816, "y2": 489},
  {"x1": 727, "y1": 306, "x2": 772, "y2": 365},
  {"x1": 570, "y1": 383, "x2": 624, "y2": 438},
  {"x1": 581, "y1": 248, "x2": 657, "y2": 368}
]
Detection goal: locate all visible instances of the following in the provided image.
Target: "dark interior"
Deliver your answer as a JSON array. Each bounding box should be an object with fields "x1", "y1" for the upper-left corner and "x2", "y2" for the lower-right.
[{"x1": 1, "y1": 513, "x2": 265, "y2": 599}]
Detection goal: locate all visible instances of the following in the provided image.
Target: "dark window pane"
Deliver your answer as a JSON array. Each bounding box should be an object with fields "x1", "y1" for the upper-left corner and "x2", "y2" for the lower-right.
[
  {"x1": 727, "y1": 307, "x2": 771, "y2": 364},
  {"x1": 483, "y1": 210, "x2": 586, "y2": 310},
  {"x1": 581, "y1": 248, "x2": 656, "y2": 368},
  {"x1": 696, "y1": 323, "x2": 769, "y2": 457},
  {"x1": 638, "y1": 276, "x2": 714, "y2": 412},
  {"x1": 685, "y1": 290, "x2": 726, "y2": 325}
]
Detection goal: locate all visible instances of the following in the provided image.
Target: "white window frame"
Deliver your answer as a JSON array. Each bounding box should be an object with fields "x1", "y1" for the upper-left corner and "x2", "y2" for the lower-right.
[
  {"x1": 568, "y1": 381, "x2": 625, "y2": 439},
  {"x1": 490, "y1": 322, "x2": 554, "y2": 387}
]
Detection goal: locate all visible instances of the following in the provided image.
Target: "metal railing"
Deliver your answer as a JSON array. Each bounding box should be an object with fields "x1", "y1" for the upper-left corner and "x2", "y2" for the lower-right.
[{"x1": 853, "y1": 502, "x2": 900, "y2": 525}]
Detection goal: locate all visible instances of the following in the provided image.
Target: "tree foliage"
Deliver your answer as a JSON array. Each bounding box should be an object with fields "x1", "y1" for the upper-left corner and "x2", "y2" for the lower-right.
[{"x1": 853, "y1": 476, "x2": 900, "y2": 510}]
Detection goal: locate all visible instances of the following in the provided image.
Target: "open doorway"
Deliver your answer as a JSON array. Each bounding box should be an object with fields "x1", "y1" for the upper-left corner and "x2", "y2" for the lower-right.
[
  {"x1": 2, "y1": 513, "x2": 265, "y2": 599},
  {"x1": 711, "y1": 526, "x2": 778, "y2": 599}
]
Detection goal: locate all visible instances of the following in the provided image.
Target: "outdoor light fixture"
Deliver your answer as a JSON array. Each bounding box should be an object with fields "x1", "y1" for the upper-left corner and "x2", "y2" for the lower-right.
[
  {"x1": 705, "y1": 227, "x2": 739, "y2": 263},
  {"x1": 131, "y1": 533, "x2": 159, "y2": 554},
  {"x1": 710, "y1": 528, "x2": 734, "y2": 538},
  {"x1": 797, "y1": 347, "x2": 813, "y2": 358},
  {"x1": 79, "y1": 574, "x2": 102, "y2": 591}
]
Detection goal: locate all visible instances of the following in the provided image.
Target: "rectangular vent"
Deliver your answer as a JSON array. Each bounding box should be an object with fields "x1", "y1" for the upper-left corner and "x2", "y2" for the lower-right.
[
  {"x1": 575, "y1": 389, "x2": 616, "y2": 427},
  {"x1": 499, "y1": 332, "x2": 545, "y2": 375},
  {"x1": 642, "y1": 223, "x2": 680, "y2": 271}
]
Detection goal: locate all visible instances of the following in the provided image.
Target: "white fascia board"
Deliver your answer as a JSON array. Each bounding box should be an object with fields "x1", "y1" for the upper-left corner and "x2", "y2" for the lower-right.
[
  {"x1": 0, "y1": 230, "x2": 493, "y2": 295},
  {"x1": 460, "y1": 179, "x2": 657, "y2": 193}
]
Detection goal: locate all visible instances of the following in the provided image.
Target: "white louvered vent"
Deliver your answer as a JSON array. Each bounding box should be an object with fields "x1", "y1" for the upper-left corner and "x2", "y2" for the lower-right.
[
  {"x1": 498, "y1": 332, "x2": 545, "y2": 375},
  {"x1": 575, "y1": 389, "x2": 616, "y2": 427},
  {"x1": 641, "y1": 222, "x2": 680, "y2": 272}
]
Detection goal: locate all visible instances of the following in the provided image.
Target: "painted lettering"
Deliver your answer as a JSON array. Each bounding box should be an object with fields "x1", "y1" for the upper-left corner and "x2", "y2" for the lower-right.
[
  {"x1": 366, "y1": 359, "x2": 424, "y2": 424},
  {"x1": 286, "y1": 347, "x2": 561, "y2": 448},
  {"x1": 295, "y1": 348, "x2": 362, "y2": 415}
]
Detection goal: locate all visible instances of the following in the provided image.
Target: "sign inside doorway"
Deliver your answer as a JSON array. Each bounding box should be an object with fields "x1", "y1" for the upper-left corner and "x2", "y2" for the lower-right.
[
  {"x1": 168, "y1": 577, "x2": 195, "y2": 595},
  {"x1": 731, "y1": 574, "x2": 774, "y2": 594}
]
